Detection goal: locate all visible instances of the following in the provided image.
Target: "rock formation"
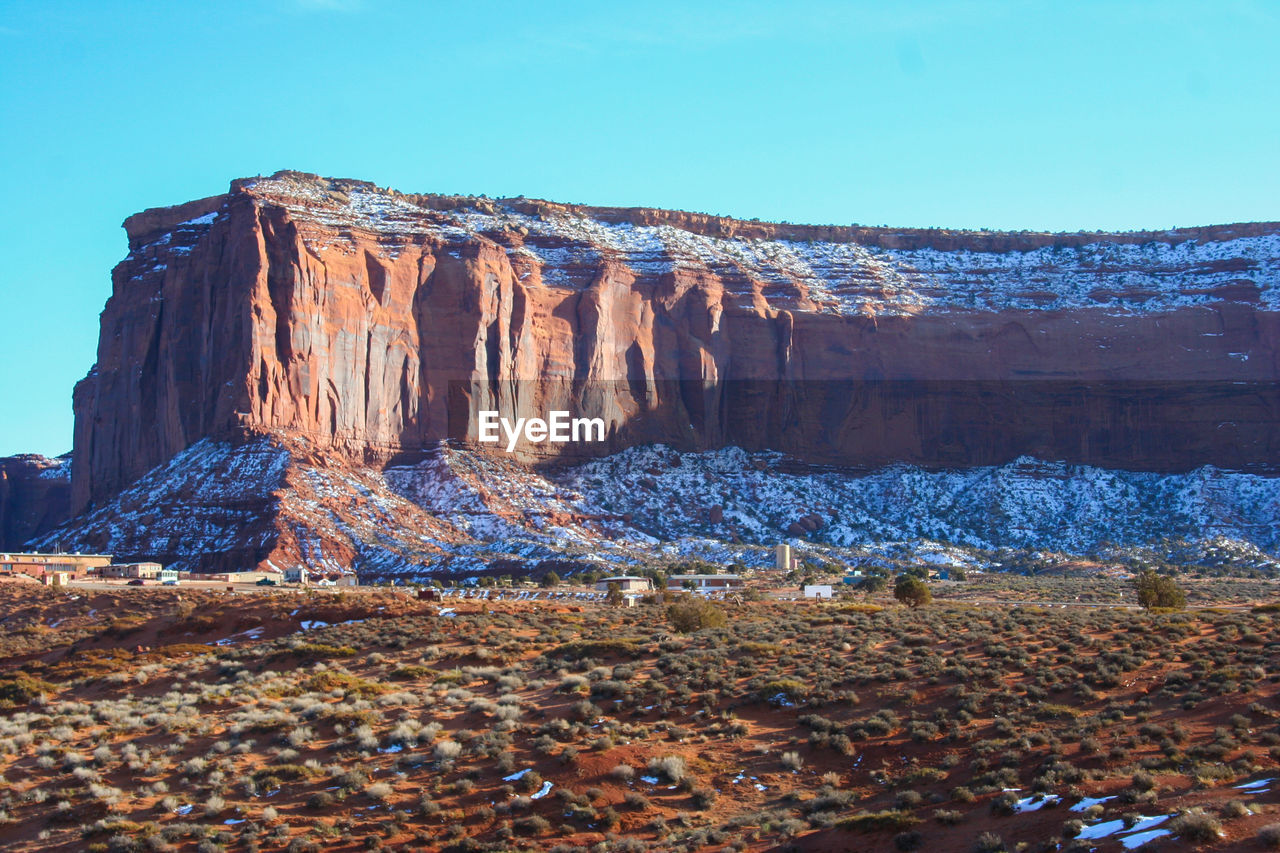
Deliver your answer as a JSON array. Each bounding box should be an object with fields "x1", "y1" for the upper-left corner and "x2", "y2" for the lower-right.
[
  {"x1": 0, "y1": 454, "x2": 70, "y2": 551},
  {"x1": 71, "y1": 171, "x2": 1280, "y2": 521},
  {"x1": 18, "y1": 170, "x2": 1278, "y2": 575}
]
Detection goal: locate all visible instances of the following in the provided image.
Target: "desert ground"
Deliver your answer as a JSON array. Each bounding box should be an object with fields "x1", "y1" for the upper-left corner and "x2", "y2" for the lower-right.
[{"x1": 2, "y1": 576, "x2": 1280, "y2": 852}]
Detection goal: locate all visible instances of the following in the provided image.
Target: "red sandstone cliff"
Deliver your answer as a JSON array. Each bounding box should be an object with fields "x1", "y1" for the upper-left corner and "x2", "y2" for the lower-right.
[
  {"x1": 70, "y1": 172, "x2": 1280, "y2": 518},
  {"x1": 0, "y1": 454, "x2": 70, "y2": 551}
]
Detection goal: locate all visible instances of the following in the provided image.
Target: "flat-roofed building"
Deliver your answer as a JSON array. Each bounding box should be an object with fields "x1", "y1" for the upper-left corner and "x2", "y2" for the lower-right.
[
  {"x1": 187, "y1": 570, "x2": 282, "y2": 583},
  {"x1": 103, "y1": 562, "x2": 163, "y2": 580},
  {"x1": 595, "y1": 576, "x2": 652, "y2": 592},
  {"x1": 667, "y1": 574, "x2": 745, "y2": 591},
  {"x1": 0, "y1": 552, "x2": 112, "y2": 579}
]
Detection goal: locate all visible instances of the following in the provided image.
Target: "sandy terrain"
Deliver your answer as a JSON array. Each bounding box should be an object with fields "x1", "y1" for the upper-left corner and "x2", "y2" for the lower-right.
[{"x1": 1, "y1": 579, "x2": 1279, "y2": 851}]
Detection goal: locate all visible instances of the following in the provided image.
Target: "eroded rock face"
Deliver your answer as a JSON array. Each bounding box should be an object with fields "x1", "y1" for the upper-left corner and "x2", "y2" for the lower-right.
[
  {"x1": 30, "y1": 436, "x2": 465, "y2": 575},
  {"x1": 0, "y1": 455, "x2": 70, "y2": 551},
  {"x1": 71, "y1": 171, "x2": 1280, "y2": 519}
]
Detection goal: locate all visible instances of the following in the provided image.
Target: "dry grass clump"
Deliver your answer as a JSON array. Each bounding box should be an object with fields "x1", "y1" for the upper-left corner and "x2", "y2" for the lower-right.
[{"x1": 0, "y1": 583, "x2": 1277, "y2": 851}]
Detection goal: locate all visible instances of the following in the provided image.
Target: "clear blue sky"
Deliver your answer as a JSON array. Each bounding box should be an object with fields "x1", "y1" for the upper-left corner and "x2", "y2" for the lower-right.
[{"x1": 1, "y1": 0, "x2": 1277, "y2": 457}]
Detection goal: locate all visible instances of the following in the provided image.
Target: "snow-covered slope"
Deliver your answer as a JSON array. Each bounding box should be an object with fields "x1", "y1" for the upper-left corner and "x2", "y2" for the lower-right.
[
  {"x1": 556, "y1": 446, "x2": 1280, "y2": 556},
  {"x1": 33, "y1": 434, "x2": 1280, "y2": 577},
  {"x1": 28, "y1": 437, "x2": 468, "y2": 575}
]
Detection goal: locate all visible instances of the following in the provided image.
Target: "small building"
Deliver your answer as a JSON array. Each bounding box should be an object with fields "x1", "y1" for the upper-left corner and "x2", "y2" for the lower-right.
[
  {"x1": 1, "y1": 552, "x2": 112, "y2": 579},
  {"x1": 103, "y1": 561, "x2": 163, "y2": 580},
  {"x1": 668, "y1": 574, "x2": 745, "y2": 592},
  {"x1": 42, "y1": 571, "x2": 71, "y2": 586},
  {"x1": 803, "y1": 584, "x2": 834, "y2": 599},
  {"x1": 595, "y1": 576, "x2": 652, "y2": 593},
  {"x1": 284, "y1": 567, "x2": 309, "y2": 585},
  {"x1": 187, "y1": 570, "x2": 282, "y2": 583},
  {"x1": 158, "y1": 569, "x2": 179, "y2": 584}
]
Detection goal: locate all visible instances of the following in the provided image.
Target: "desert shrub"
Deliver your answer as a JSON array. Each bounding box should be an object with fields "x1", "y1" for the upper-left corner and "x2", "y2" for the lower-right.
[
  {"x1": 780, "y1": 751, "x2": 804, "y2": 772},
  {"x1": 894, "y1": 831, "x2": 924, "y2": 851},
  {"x1": 557, "y1": 675, "x2": 589, "y2": 694},
  {"x1": 690, "y1": 787, "x2": 716, "y2": 809},
  {"x1": 1223, "y1": 799, "x2": 1249, "y2": 819},
  {"x1": 333, "y1": 768, "x2": 369, "y2": 792},
  {"x1": 934, "y1": 809, "x2": 964, "y2": 825},
  {"x1": 990, "y1": 791, "x2": 1020, "y2": 816},
  {"x1": 760, "y1": 680, "x2": 809, "y2": 704},
  {"x1": 434, "y1": 741, "x2": 462, "y2": 762},
  {"x1": 971, "y1": 831, "x2": 1006, "y2": 853},
  {"x1": 838, "y1": 811, "x2": 920, "y2": 832},
  {"x1": 666, "y1": 598, "x2": 726, "y2": 633},
  {"x1": 647, "y1": 755, "x2": 687, "y2": 784},
  {"x1": 303, "y1": 671, "x2": 386, "y2": 698},
  {"x1": 1258, "y1": 823, "x2": 1280, "y2": 848},
  {"x1": 896, "y1": 790, "x2": 923, "y2": 809},
  {"x1": 553, "y1": 640, "x2": 642, "y2": 660},
  {"x1": 513, "y1": 815, "x2": 551, "y2": 835},
  {"x1": 0, "y1": 674, "x2": 56, "y2": 706},
  {"x1": 570, "y1": 700, "x2": 600, "y2": 721},
  {"x1": 276, "y1": 642, "x2": 357, "y2": 660},
  {"x1": 1170, "y1": 808, "x2": 1222, "y2": 842}
]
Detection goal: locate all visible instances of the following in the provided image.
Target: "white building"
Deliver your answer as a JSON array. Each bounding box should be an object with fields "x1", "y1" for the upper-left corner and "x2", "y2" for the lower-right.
[
  {"x1": 668, "y1": 574, "x2": 745, "y2": 591},
  {"x1": 595, "y1": 576, "x2": 652, "y2": 592}
]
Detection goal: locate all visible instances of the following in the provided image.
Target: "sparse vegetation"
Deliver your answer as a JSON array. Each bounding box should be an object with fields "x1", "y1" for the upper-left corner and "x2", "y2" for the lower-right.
[
  {"x1": 894, "y1": 575, "x2": 932, "y2": 609},
  {"x1": 1133, "y1": 570, "x2": 1187, "y2": 610},
  {"x1": 665, "y1": 596, "x2": 726, "y2": 632},
  {"x1": 0, "y1": 579, "x2": 1278, "y2": 850}
]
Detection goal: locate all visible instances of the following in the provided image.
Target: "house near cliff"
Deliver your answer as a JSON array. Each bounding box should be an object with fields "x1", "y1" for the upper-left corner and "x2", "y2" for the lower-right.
[
  {"x1": 0, "y1": 552, "x2": 112, "y2": 580},
  {"x1": 102, "y1": 561, "x2": 164, "y2": 580}
]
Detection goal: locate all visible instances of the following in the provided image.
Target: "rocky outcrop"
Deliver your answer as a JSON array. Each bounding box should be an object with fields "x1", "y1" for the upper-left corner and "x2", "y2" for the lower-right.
[
  {"x1": 32, "y1": 435, "x2": 467, "y2": 575},
  {"x1": 0, "y1": 454, "x2": 70, "y2": 551},
  {"x1": 35, "y1": 435, "x2": 1280, "y2": 579},
  {"x1": 69, "y1": 171, "x2": 1280, "y2": 523}
]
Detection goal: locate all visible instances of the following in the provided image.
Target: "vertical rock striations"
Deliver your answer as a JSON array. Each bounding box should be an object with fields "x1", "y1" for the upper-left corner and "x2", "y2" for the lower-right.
[{"x1": 71, "y1": 171, "x2": 1280, "y2": 520}]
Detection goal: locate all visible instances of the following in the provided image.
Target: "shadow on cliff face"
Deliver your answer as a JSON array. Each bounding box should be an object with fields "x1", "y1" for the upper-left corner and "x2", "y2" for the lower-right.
[
  {"x1": 443, "y1": 379, "x2": 1280, "y2": 475},
  {"x1": 0, "y1": 454, "x2": 71, "y2": 551}
]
